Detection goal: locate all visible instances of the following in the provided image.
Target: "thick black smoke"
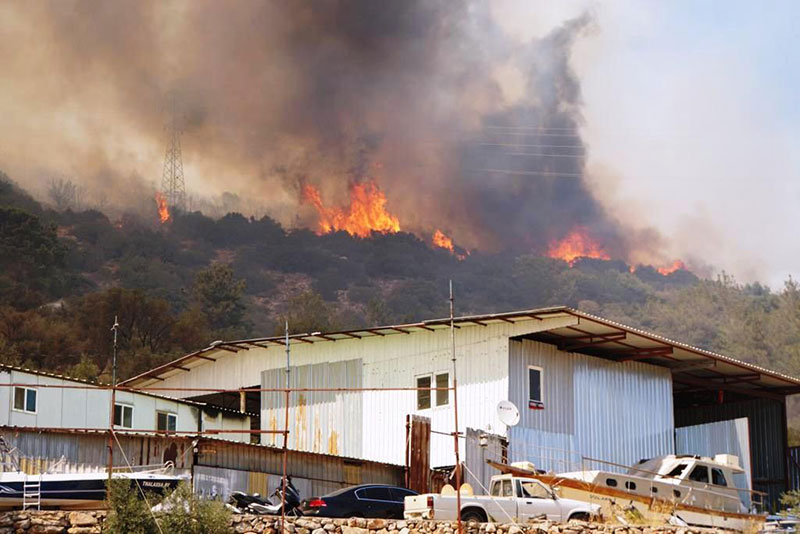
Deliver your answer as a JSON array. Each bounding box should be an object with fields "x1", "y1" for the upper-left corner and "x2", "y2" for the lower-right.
[{"x1": 0, "y1": 1, "x2": 630, "y2": 257}]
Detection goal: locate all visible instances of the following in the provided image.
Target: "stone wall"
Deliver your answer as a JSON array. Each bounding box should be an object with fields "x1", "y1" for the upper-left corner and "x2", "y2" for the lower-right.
[{"x1": 0, "y1": 511, "x2": 733, "y2": 534}]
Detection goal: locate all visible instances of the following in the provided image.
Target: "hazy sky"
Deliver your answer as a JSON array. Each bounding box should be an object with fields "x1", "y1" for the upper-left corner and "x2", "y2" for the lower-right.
[
  {"x1": 495, "y1": 1, "x2": 800, "y2": 285},
  {"x1": 1, "y1": 1, "x2": 798, "y2": 285}
]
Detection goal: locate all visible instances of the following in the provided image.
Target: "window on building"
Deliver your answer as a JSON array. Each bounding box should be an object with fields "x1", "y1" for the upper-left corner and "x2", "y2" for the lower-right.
[
  {"x1": 688, "y1": 465, "x2": 709, "y2": 483},
  {"x1": 13, "y1": 387, "x2": 37, "y2": 413},
  {"x1": 435, "y1": 373, "x2": 449, "y2": 406},
  {"x1": 711, "y1": 468, "x2": 728, "y2": 487},
  {"x1": 114, "y1": 404, "x2": 133, "y2": 429},
  {"x1": 528, "y1": 366, "x2": 543, "y2": 409},
  {"x1": 157, "y1": 412, "x2": 177, "y2": 432},
  {"x1": 416, "y1": 375, "x2": 431, "y2": 410}
]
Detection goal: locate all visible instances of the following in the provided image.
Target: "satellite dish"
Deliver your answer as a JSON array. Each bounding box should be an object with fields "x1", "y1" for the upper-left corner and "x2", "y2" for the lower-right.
[{"x1": 497, "y1": 400, "x2": 520, "y2": 427}]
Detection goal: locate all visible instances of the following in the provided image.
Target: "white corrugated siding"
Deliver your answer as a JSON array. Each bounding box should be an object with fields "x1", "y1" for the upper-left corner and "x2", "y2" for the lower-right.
[
  {"x1": 182, "y1": 316, "x2": 573, "y2": 466},
  {"x1": 675, "y1": 417, "x2": 752, "y2": 503},
  {"x1": 508, "y1": 339, "x2": 674, "y2": 472}
]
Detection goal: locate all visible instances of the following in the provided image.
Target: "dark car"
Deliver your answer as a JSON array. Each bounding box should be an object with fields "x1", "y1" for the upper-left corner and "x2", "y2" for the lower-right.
[{"x1": 299, "y1": 484, "x2": 417, "y2": 519}]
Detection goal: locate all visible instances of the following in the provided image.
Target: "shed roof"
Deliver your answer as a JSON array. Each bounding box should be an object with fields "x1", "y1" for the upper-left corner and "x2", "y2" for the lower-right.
[{"x1": 120, "y1": 307, "x2": 800, "y2": 399}]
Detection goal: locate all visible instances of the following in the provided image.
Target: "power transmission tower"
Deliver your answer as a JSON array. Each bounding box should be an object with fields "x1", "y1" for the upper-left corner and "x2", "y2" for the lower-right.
[{"x1": 160, "y1": 93, "x2": 187, "y2": 211}]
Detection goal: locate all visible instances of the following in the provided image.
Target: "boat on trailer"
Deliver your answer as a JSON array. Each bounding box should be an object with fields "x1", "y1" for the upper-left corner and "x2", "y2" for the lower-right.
[{"x1": 490, "y1": 454, "x2": 767, "y2": 532}]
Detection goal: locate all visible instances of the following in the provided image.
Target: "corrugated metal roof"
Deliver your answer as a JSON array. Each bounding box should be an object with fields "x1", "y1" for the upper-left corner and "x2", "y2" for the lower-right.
[{"x1": 121, "y1": 306, "x2": 800, "y2": 397}]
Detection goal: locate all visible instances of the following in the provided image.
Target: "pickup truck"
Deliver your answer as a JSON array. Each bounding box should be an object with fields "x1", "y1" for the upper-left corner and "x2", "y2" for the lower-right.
[{"x1": 404, "y1": 473, "x2": 601, "y2": 523}]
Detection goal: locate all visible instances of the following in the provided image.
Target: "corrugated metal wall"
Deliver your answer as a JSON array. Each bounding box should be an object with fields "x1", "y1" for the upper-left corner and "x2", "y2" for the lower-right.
[
  {"x1": 675, "y1": 418, "x2": 752, "y2": 506},
  {"x1": 507, "y1": 339, "x2": 675, "y2": 472},
  {"x1": 0, "y1": 430, "x2": 193, "y2": 473},
  {"x1": 151, "y1": 316, "x2": 578, "y2": 468},
  {"x1": 675, "y1": 398, "x2": 788, "y2": 512},
  {"x1": 0, "y1": 429, "x2": 404, "y2": 500},
  {"x1": 195, "y1": 444, "x2": 404, "y2": 498},
  {"x1": 261, "y1": 359, "x2": 363, "y2": 457},
  {"x1": 788, "y1": 446, "x2": 800, "y2": 491}
]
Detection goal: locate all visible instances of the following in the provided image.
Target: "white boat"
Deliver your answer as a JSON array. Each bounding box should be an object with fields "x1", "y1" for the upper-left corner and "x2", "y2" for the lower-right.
[
  {"x1": 490, "y1": 454, "x2": 767, "y2": 531},
  {"x1": 0, "y1": 470, "x2": 187, "y2": 510}
]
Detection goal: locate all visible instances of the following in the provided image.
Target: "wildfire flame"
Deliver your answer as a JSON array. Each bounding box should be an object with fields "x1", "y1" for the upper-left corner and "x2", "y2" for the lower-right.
[
  {"x1": 657, "y1": 259, "x2": 686, "y2": 276},
  {"x1": 547, "y1": 226, "x2": 610, "y2": 266},
  {"x1": 432, "y1": 229, "x2": 469, "y2": 260},
  {"x1": 432, "y1": 229, "x2": 455, "y2": 252},
  {"x1": 301, "y1": 181, "x2": 400, "y2": 238},
  {"x1": 155, "y1": 192, "x2": 170, "y2": 224}
]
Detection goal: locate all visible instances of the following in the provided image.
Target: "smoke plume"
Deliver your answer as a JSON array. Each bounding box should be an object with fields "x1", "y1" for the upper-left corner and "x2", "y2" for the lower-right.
[{"x1": 0, "y1": 1, "x2": 655, "y2": 261}]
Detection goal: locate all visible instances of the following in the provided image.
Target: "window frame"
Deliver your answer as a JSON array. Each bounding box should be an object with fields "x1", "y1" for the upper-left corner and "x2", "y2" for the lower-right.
[
  {"x1": 156, "y1": 411, "x2": 177, "y2": 433},
  {"x1": 435, "y1": 372, "x2": 450, "y2": 407},
  {"x1": 114, "y1": 403, "x2": 134, "y2": 429},
  {"x1": 688, "y1": 465, "x2": 710, "y2": 484},
  {"x1": 528, "y1": 366, "x2": 544, "y2": 409},
  {"x1": 711, "y1": 467, "x2": 728, "y2": 487},
  {"x1": 415, "y1": 374, "x2": 432, "y2": 410},
  {"x1": 12, "y1": 386, "x2": 37, "y2": 414}
]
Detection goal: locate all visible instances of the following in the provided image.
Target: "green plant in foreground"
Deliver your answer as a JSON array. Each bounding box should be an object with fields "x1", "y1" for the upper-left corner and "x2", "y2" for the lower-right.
[
  {"x1": 105, "y1": 479, "x2": 158, "y2": 534},
  {"x1": 157, "y1": 482, "x2": 232, "y2": 534}
]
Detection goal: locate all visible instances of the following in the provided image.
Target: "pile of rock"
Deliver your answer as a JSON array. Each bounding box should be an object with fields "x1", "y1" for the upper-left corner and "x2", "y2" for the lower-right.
[
  {"x1": 0, "y1": 511, "x2": 729, "y2": 534},
  {"x1": 0, "y1": 511, "x2": 105, "y2": 534}
]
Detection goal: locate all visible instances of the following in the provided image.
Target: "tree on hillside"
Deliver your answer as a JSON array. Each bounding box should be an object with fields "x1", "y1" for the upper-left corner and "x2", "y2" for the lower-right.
[
  {"x1": 191, "y1": 264, "x2": 247, "y2": 332},
  {"x1": 282, "y1": 290, "x2": 339, "y2": 334},
  {"x1": 0, "y1": 207, "x2": 67, "y2": 307}
]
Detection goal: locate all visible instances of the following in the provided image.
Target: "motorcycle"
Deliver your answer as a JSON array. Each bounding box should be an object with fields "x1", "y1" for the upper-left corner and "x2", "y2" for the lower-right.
[{"x1": 227, "y1": 476, "x2": 302, "y2": 516}]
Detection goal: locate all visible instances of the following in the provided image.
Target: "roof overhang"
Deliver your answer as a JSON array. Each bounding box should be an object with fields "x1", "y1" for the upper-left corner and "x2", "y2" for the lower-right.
[
  {"x1": 522, "y1": 309, "x2": 800, "y2": 401},
  {"x1": 122, "y1": 307, "x2": 800, "y2": 400}
]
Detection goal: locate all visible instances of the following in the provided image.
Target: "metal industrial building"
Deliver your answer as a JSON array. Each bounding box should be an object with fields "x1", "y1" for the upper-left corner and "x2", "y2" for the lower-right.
[
  {"x1": 0, "y1": 364, "x2": 252, "y2": 440},
  {"x1": 123, "y1": 306, "x2": 800, "y2": 509}
]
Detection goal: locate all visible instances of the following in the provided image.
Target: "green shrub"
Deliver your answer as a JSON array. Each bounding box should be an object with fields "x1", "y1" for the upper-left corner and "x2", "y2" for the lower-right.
[
  {"x1": 780, "y1": 489, "x2": 800, "y2": 515},
  {"x1": 105, "y1": 479, "x2": 159, "y2": 534},
  {"x1": 157, "y1": 482, "x2": 231, "y2": 534}
]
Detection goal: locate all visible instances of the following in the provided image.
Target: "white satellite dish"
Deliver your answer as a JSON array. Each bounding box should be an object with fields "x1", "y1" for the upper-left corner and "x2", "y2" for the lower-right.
[{"x1": 497, "y1": 400, "x2": 520, "y2": 427}]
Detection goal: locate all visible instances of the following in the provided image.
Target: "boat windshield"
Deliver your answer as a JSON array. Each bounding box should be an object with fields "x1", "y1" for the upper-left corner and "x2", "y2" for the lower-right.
[{"x1": 664, "y1": 463, "x2": 688, "y2": 478}]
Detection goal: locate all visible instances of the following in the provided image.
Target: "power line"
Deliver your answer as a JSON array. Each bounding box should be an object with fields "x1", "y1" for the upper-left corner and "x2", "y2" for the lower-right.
[
  {"x1": 477, "y1": 169, "x2": 583, "y2": 177},
  {"x1": 476, "y1": 143, "x2": 585, "y2": 150}
]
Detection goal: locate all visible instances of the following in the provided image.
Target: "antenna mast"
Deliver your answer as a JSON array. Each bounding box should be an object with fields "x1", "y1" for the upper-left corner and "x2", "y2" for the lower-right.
[{"x1": 160, "y1": 91, "x2": 187, "y2": 212}]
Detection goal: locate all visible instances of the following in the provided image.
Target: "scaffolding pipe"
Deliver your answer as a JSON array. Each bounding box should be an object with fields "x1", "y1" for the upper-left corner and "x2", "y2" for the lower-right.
[
  {"x1": 107, "y1": 316, "x2": 119, "y2": 484},
  {"x1": 281, "y1": 321, "x2": 290, "y2": 534},
  {"x1": 450, "y1": 281, "x2": 462, "y2": 534}
]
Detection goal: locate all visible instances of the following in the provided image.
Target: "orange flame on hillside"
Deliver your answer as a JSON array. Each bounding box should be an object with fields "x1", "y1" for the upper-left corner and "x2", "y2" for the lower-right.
[
  {"x1": 302, "y1": 181, "x2": 400, "y2": 238},
  {"x1": 432, "y1": 229, "x2": 455, "y2": 252},
  {"x1": 155, "y1": 192, "x2": 170, "y2": 224},
  {"x1": 657, "y1": 259, "x2": 686, "y2": 275},
  {"x1": 547, "y1": 226, "x2": 610, "y2": 266},
  {"x1": 432, "y1": 229, "x2": 469, "y2": 260}
]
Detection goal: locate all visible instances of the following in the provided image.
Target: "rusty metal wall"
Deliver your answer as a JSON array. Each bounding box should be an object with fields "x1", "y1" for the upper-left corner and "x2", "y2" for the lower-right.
[
  {"x1": 194, "y1": 438, "x2": 404, "y2": 497},
  {"x1": 406, "y1": 415, "x2": 430, "y2": 493},
  {"x1": 261, "y1": 359, "x2": 363, "y2": 458},
  {"x1": 0, "y1": 429, "x2": 193, "y2": 473}
]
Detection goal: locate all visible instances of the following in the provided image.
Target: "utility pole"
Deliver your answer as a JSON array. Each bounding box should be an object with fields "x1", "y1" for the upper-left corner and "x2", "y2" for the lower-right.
[
  {"x1": 160, "y1": 91, "x2": 187, "y2": 212},
  {"x1": 107, "y1": 316, "x2": 119, "y2": 484}
]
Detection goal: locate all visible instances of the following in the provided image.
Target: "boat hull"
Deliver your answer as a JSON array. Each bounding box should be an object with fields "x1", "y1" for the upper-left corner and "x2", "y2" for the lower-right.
[
  {"x1": 533, "y1": 474, "x2": 764, "y2": 532},
  {"x1": 0, "y1": 473, "x2": 183, "y2": 510}
]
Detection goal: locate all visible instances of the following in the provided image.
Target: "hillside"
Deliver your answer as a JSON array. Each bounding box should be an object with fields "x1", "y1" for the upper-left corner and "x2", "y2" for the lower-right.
[{"x1": 2, "y1": 170, "x2": 799, "y2": 440}]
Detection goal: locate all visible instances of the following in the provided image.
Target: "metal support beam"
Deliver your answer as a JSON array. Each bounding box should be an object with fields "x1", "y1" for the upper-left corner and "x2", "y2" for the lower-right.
[
  {"x1": 615, "y1": 347, "x2": 674, "y2": 362},
  {"x1": 558, "y1": 332, "x2": 627, "y2": 352},
  {"x1": 673, "y1": 375, "x2": 784, "y2": 401}
]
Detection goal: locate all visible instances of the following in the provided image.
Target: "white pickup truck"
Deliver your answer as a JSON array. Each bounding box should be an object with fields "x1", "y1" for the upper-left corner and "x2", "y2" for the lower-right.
[{"x1": 404, "y1": 473, "x2": 601, "y2": 524}]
